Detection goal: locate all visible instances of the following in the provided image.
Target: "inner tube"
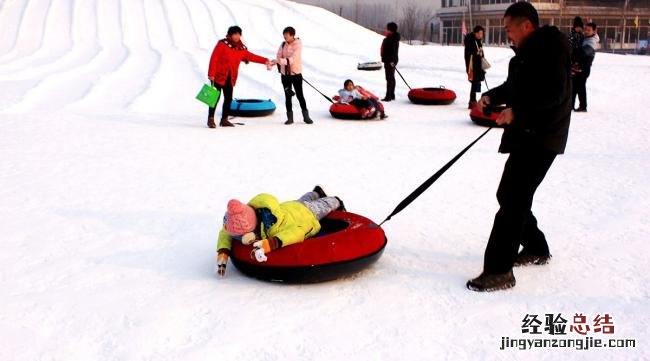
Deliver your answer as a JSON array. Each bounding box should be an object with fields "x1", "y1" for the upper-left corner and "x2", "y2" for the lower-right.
[
  {"x1": 230, "y1": 211, "x2": 387, "y2": 283},
  {"x1": 407, "y1": 87, "x2": 457, "y2": 105},
  {"x1": 357, "y1": 61, "x2": 383, "y2": 71},
  {"x1": 329, "y1": 103, "x2": 380, "y2": 120},
  {"x1": 230, "y1": 99, "x2": 276, "y2": 117},
  {"x1": 469, "y1": 105, "x2": 506, "y2": 127}
]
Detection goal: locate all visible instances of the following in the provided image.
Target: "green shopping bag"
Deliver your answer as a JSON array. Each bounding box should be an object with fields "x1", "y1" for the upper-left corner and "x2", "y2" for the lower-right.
[{"x1": 195, "y1": 84, "x2": 221, "y2": 107}]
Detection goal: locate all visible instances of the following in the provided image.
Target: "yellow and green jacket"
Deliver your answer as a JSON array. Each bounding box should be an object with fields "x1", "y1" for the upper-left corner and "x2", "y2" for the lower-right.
[{"x1": 217, "y1": 193, "x2": 321, "y2": 252}]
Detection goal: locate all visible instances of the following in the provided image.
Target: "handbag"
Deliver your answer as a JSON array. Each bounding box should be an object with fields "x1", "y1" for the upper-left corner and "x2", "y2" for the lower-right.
[
  {"x1": 195, "y1": 83, "x2": 221, "y2": 107},
  {"x1": 475, "y1": 40, "x2": 491, "y2": 71},
  {"x1": 481, "y1": 57, "x2": 491, "y2": 71}
]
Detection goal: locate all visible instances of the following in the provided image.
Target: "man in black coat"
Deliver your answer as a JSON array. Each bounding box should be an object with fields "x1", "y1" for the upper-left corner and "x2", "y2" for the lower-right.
[
  {"x1": 381, "y1": 22, "x2": 400, "y2": 101},
  {"x1": 464, "y1": 25, "x2": 486, "y2": 109},
  {"x1": 468, "y1": 2, "x2": 572, "y2": 292}
]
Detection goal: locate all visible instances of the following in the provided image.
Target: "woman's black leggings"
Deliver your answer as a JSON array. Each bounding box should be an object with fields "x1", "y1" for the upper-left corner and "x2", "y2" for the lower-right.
[
  {"x1": 208, "y1": 74, "x2": 233, "y2": 119},
  {"x1": 281, "y1": 74, "x2": 307, "y2": 112}
]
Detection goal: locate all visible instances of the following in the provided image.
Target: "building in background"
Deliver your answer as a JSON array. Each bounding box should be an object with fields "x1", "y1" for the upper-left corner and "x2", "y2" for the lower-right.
[{"x1": 437, "y1": 0, "x2": 650, "y2": 52}]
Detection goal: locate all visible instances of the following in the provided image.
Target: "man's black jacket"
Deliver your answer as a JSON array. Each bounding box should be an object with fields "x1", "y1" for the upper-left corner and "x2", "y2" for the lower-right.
[{"x1": 485, "y1": 25, "x2": 572, "y2": 154}]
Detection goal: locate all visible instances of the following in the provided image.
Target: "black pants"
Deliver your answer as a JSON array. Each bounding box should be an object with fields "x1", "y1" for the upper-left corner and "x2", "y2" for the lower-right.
[
  {"x1": 469, "y1": 80, "x2": 482, "y2": 102},
  {"x1": 572, "y1": 73, "x2": 588, "y2": 110},
  {"x1": 483, "y1": 150, "x2": 557, "y2": 274},
  {"x1": 281, "y1": 74, "x2": 307, "y2": 112},
  {"x1": 384, "y1": 62, "x2": 396, "y2": 99},
  {"x1": 350, "y1": 98, "x2": 371, "y2": 109},
  {"x1": 208, "y1": 74, "x2": 233, "y2": 120}
]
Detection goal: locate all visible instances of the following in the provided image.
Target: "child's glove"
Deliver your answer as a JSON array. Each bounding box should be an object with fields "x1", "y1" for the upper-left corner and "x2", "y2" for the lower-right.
[
  {"x1": 241, "y1": 232, "x2": 257, "y2": 245},
  {"x1": 216, "y1": 251, "x2": 229, "y2": 277},
  {"x1": 251, "y1": 237, "x2": 280, "y2": 263}
]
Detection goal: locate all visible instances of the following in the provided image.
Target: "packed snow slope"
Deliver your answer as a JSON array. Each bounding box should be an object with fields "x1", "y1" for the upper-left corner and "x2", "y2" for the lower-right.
[{"x1": 1, "y1": 0, "x2": 648, "y2": 360}]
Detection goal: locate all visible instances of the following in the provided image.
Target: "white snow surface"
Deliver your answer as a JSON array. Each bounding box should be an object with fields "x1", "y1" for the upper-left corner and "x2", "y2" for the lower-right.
[{"x1": 1, "y1": 0, "x2": 648, "y2": 360}]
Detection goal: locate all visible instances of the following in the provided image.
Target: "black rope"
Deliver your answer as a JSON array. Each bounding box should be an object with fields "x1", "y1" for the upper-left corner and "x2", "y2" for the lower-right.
[
  {"x1": 302, "y1": 77, "x2": 334, "y2": 104},
  {"x1": 380, "y1": 127, "x2": 493, "y2": 226},
  {"x1": 395, "y1": 67, "x2": 412, "y2": 90}
]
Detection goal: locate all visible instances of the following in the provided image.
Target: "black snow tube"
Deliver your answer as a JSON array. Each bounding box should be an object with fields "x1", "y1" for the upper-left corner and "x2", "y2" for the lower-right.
[{"x1": 229, "y1": 99, "x2": 276, "y2": 117}]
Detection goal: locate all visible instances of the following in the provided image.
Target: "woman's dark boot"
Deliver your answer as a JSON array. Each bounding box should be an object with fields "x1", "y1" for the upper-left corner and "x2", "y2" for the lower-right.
[
  {"x1": 284, "y1": 111, "x2": 294, "y2": 125},
  {"x1": 219, "y1": 117, "x2": 234, "y2": 127},
  {"x1": 302, "y1": 110, "x2": 313, "y2": 124}
]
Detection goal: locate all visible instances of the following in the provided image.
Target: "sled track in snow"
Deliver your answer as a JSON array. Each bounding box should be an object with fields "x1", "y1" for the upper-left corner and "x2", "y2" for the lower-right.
[{"x1": 0, "y1": 0, "x2": 391, "y2": 115}]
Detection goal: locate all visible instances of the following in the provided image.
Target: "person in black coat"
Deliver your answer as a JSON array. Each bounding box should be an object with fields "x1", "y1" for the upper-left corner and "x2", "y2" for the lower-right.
[
  {"x1": 464, "y1": 25, "x2": 486, "y2": 109},
  {"x1": 468, "y1": 2, "x2": 572, "y2": 292},
  {"x1": 380, "y1": 22, "x2": 400, "y2": 101},
  {"x1": 572, "y1": 22, "x2": 597, "y2": 112}
]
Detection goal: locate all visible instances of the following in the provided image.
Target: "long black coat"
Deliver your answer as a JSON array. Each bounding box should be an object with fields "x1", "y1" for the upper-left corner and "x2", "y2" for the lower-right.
[
  {"x1": 381, "y1": 32, "x2": 400, "y2": 64},
  {"x1": 464, "y1": 32, "x2": 485, "y2": 82},
  {"x1": 484, "y1": 26, "x2": 572, "y2": 154}
]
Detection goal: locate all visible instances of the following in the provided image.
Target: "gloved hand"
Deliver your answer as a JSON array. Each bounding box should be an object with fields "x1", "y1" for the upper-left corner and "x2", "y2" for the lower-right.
[
  {"x1": 216, "y1": 251, "x2": 229, "y2": 277},
  {"x1": 251, "y1": 237, "x2": 280, "y2": 263},
  {"x1": 241, "y1": 232, "x2": 257, "y2": 245}
]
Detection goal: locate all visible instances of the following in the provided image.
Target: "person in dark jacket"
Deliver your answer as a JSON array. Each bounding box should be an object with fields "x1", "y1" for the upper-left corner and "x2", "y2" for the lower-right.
[
  {"x1": 464, "y1": 25, "x2": 486, "y2": 109},
  {"x1": 380, "y1": 22, "x2": 400, "y2": 101},
  {"x1": 468, "y1": 2, "x2": 572, "y2": 292},
  {"x1": 568, "y1": 16, "x2": 584, "y2": 62},
  {"x1": 571, "y1": 22, "x2": 597, "y2": 112},
  {"x1": 207, "y1": 26, "x2": 271, "y2": 128}
]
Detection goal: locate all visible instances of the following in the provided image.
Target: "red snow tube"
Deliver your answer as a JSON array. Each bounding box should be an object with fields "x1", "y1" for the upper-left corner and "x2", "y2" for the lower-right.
[
  {"x1": 329, "y1": 95, "x2": 384, "y2": 120},
  {"x1": 230, "y1": 211, "x2": 387, "y2": 283},
  {"x1": 469, "y1": 105, "x2": 506, "y2": 127},
  {"x1": 407, "y1": 87, "x2": 456, "y2": 105}
]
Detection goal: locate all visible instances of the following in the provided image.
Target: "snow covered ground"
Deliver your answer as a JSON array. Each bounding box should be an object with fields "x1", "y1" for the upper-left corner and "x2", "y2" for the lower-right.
[{"x1": 1, "y1": 0, "x2": 648, "y2": 360}]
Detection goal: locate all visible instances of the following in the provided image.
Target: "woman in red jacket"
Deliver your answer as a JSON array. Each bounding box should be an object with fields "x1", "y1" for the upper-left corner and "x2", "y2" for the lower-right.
[{"x1": 207, "y1": 26, "x2": 271, "y2": 128}]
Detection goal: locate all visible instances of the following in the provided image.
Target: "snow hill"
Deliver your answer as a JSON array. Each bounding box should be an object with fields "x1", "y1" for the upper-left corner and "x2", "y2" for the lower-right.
[{"x1": 0, "y1": 0, "x2": 648, "y2": 360}]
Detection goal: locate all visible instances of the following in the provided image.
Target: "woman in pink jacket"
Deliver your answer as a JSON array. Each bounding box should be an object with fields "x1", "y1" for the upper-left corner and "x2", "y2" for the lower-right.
[
  {"x1": 207, "y1": 26, "x2": 270, "y2": 128},
  {"x1": 272, "y1": 27, "x2": 312, "y2": 125}
]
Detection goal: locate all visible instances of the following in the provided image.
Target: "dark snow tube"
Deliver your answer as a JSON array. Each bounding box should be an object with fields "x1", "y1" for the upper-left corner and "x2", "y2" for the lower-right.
[
  {"x1": 329, "y1": 102, "x2": 383, "y2": 120},
  {"x1": 407, "y1": 87, "x2": 457, "y2": 105},
  {"x1": 230, "y1": 211, "x2": 387, "y2": 283},
  {"x1": 469, "y1": 105, "x2": 506, "y2": 127},
  {"x1": 357, "y1": 61, "x2": 383, "y2": 71},
  {"x1": 229, "y1": 99, "x2": 276, "y2": 117}
]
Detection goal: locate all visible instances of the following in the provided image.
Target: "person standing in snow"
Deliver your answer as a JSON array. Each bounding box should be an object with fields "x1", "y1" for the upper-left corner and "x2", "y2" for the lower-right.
[
  {"x1": 464, "y1": 25, "x2": 486, "y2": 109},
  {"x1": 469, "y1": 2, "x2": 572, "y2": 292},
  {"x1": 271, "y1": 26, "x2": 313, "y2": 125},
  {"x1": 568, "y1": 16, "x2": 584, "y2": 62},
  {"x1": 571, "y1": 22, "x2": 598, "y2": 112},
  {"x1": 215, "y1": 186, "x2": 345, "y2": 276},
  {"x1": 380, "y1": 22, "x2": 400, "y2": 102},
  {"x1": 206, "y1": 26, "x2": 272, "y2": 128}
]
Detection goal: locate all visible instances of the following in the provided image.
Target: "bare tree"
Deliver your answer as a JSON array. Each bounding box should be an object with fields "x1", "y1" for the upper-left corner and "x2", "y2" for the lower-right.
[{"x1": 399, "y1": 2, "x2": 434, "y2": 44}]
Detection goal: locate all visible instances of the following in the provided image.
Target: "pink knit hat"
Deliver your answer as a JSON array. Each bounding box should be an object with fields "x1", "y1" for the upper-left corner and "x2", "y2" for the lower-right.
[{"x1": 223, "y1": 199, "x2": 256, "y2": 236}]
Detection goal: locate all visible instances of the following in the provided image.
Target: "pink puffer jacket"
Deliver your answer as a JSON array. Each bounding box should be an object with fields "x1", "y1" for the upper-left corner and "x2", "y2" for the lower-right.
[{"x1": 276, "y1": 38, "x2": 303, "y2": 75}]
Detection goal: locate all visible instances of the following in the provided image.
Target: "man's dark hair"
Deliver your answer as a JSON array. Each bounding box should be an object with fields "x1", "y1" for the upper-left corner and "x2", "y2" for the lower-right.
[
  {"x1": 227, "y1": 25, "x2": 242, "y2": 36},
  {"x1": 585, "y1": 22, "x2": 597, "y2": 31},
  {"x1": 473, "y1": 25, "x2": 485, "y2": 33},
  {"x1": 343, "y1": 79, "x2": 354, "y2": 87},
  {"x1": 283, "y1": 26, "x2": 296, "y2": 36},
  {"x1": 387, "y1": 22, "x2": 398, "y2": 32},
  {"x1": 504, "y1": 2, "x2": 539, "y2": 28}
]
